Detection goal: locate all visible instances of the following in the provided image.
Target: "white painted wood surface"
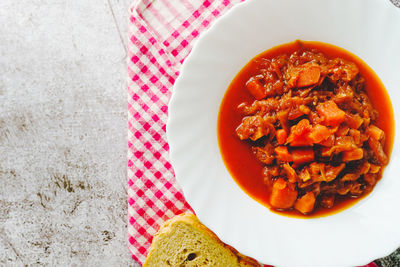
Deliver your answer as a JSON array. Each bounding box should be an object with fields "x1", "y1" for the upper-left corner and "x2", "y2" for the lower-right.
[{"x1": 0, "y1": 0, "x2": 138, "y2": 265}]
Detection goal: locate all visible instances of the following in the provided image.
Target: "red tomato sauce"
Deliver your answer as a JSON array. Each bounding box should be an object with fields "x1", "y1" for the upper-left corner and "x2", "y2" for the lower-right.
[{"x1": 217, "y1": 40, "x2": 394, "y2": 218}]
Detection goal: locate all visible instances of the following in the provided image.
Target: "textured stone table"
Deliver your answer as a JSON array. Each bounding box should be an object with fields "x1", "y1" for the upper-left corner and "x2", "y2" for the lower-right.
[
  {"x1": 0, "y1": 0, "x2": 137, "y2": 266},
  {"x1": 2, "y1": 1, "x2": 400, "y2": 267}
]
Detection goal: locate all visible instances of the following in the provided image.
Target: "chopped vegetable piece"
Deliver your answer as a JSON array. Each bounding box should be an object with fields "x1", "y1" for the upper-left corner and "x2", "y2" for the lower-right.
[
  {"x1": 288, "y1": 107, "x2": 307, "y2": 120},
  {"x1": 299, "y1": 105, "x2": 311, "y2": 115},
  {"x1": 308, "y1": 124, "x2": 331, "y2": 143},
  {"x1": 333, "y1": 85, "x2": 354, "y2": 104},
  {"x1": 316, "y1": 100, "x2": 346, "y2": 126},
  {"x1": 327, "y1": 58, "x2": 359, "y2": 82},
  {"x1": 341, "y1": 173, "x2": 360, "y2": 181},
  {"x1": 342, "y1": 148, "x2": 363, "y2": 162},
  {"x1": 321, "y1": 147, "x2": 334, "y2": 157},
  {"x1": 369, "y1": 164, "x2": 381, "y2": 174},
  {"x1": 277, "y1": 110, "x2": 290, "y2": 133},
  {"x1": 350, "y1": 183, "x2": 363, "y2": 195},
  {"x1": 283, "y1": 163, "x2": 297, "y2": 183},
  {"x1": 289, "y1": 119, "x2": 311, "y2": 136},
  {"x1": 337, "y1": 185, "x2": 351, "y2": 195},
  {"x1": 336, "y1": 125, "x2": 350, "y2": 136},
  {"x1": 325, "y1": 164, "x2": 345, "y2": 182},
  {"x1": 292, "y1": 149, "x2": 315, "y2": 164},
  {"x1": 236, "y1": 116, "x2": 267, "y2": 141},
  {"x1": 286, "y1": 119, "x2": 312, "y2": 146},
  {"x1": 308, "y1": 111, "x2": 322, "y2": 125},
  {"x1": 366, "y1": 125, "x2": 384, "y2": 141},
  {"x1": 297, "y1": 65, "x2": 321, "y2": 88},
  {"x1": 309, "y1": 162, "x2": 326, "y2": 181},
  {"x1": 333, "y1": 136, "x2": 357, "y2": 153},
  {"x1": 368, "y1": 138, "x2": 388, "y2": 165},
  {"x1": 298, "y1": 168, "x2": 311, "y2": 182},
  {"x1": 276, "y1": 129, "x2": 287, "y2": 145},
  {"x1": 349, "y1": 129, "x2": 361, "y2": 145},
  {"x1": 294, "y1": 192, "x2": 316, "y2": 214},
  {"x1": 270, "y1": 178, "x2": 298, "y2": 209},
  {"x1": 345, "y1": 113, "x2": 363, "y2": 129},
  {"x1": 275, "y1": 146, "x2": 292, "y2": 162},
  {"x1": 321, "y1": 136, "x2": 357, "y2": 157},
  {"x1": 288, "y1": 63, "x2": 321, "y2": 88},
  {"x1": 246, "y1": 77, "x2": 266, "y2": 100},
  {"x1": 253, "y1": 145, "x2": 275, "y2": 165},
  {"x1": 359, "y1": 161, "x2": 371, "y2": 174},
  {"x1": 318, "y1": 134, "x2": 335, "y2": 147}
]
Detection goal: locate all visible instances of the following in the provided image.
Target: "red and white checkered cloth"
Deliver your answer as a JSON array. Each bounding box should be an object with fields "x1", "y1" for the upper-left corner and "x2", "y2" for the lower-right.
[
  {"x1": 126, "y1": 1, "x2": 381, "y2": 266},
  {"x1": 127, "y1": 0, "x2": 245, "y2": 264}
]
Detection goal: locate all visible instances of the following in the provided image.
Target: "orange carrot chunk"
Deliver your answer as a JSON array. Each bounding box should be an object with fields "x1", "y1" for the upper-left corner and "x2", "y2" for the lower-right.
[
  {"x1": 270, "y1": 178, "x2": 298, "y2": 209},
  {"x1": 289, "y1": 119, "x2": 311, "y2": 136},
  {"x1": 366, "y1": 125, "x2": 384, "y2": 141},
  {"x1": 297, "y1": 65, "x2": 321, "y2": 88},
  {"x1": 308, "y1": 124, "x2": 331, "y2": 143},
  {"x1": 292, "y1": 148, "x2": 314, "y2": 164},
  {"x1": 275, "y1": 146, "x2": 292, "y2": 162},
  {"x1": 246, "y1": 78, "x2": 266, "y2": 100},
  {"x1": 316, "y1": 100, "x2": 346, "y2": 126},
  {"x1": 276, "y1": 129, "x2": 287, "y2": 145},
  {"x1": 286, "y1": 119, "x2": 312, "y2": 146},
  {"x1": 294, "y1": 192, "x2": 316, "y2": 214},
  {"x1": 342, "y1": 148, "x2": 363, "y2": 162}
]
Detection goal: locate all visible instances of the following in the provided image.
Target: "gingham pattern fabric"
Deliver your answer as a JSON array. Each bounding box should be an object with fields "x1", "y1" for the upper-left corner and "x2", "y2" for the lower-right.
[
  {"x1": 127, "y1": 0, "x2": 245, "y2": 264},
  {"x1": 126, "y1": 0, "x2": 398, "y2": 266}
]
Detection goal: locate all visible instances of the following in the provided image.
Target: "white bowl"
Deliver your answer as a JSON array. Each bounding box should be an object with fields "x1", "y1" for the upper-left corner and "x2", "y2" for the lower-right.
[{"x1": 167, "y1": 0, "x2": 400, "y2": 266}]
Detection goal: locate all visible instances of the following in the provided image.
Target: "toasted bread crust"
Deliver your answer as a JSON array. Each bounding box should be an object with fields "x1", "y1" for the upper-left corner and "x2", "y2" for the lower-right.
[{"x1": 143, "y1": 213, "x2": 261, "y2": 267}]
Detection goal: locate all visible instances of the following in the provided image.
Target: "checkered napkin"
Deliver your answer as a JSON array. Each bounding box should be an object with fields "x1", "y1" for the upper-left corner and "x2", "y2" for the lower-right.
[
  {"x1": 127, "y1": 0, "x2": 245, "y2": 264},
  {"x1": 126, "y1": 0, "x2": 399, "y2": 266}
]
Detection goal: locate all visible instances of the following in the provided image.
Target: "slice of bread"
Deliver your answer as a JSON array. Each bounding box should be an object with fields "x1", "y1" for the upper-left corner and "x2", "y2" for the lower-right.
[{"x1": 143, "y1": 213, "x2": 261, "y2": 267}]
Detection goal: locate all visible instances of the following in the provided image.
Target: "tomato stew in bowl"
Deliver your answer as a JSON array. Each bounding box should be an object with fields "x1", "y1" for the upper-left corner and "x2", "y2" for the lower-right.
[{"x1": 218, "y1": 40, "x2": 394, "y2": 218}]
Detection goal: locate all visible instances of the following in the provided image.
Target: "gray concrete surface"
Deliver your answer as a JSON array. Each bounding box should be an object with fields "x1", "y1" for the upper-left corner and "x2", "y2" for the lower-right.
[{"x1": 0, "y1": 0, "x2": 137, "y2": 266}]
